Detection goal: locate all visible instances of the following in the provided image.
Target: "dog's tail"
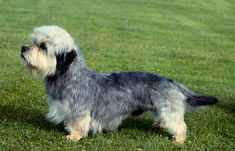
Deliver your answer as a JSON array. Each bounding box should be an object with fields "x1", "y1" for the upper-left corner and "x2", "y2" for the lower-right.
[
  {"x1": 173, "y1": 81, "x2": 218, "y2": 107},
  {"x1": 186, "y1": 95, "x2": 218, "y2": 107}
]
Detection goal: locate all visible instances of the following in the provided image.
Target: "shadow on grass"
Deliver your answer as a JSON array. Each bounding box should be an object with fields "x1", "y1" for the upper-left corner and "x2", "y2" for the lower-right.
[
  {"x1": 0, "y1": 104, "x2": 169, "y2": 139},
  {"x1": 217, "y1": 101, "x2": 235, "y2": 115},
  {"x1": 120, "y1": 117, "x2": 170, "y2": 138},
  {"x1": 0, "y1": 104, "x2": 64, "y2": 133}
]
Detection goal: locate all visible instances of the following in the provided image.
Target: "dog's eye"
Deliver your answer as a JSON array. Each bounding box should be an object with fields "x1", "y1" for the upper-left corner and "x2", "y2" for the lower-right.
[{"x1": 39, "y1": 42, "x2": 47, "y2": 50}]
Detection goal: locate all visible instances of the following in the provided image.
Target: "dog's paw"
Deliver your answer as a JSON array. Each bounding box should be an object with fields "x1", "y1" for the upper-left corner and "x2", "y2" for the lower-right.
[
  {"x1": 66, "y1": 133, "x2": 82, "y2": 141},
  {"x1": 172, "y1": 139, "x2": 184, "y2": 145},
  {"x1": 172, "y1": 136, "x2": 185, "y2": 145}
]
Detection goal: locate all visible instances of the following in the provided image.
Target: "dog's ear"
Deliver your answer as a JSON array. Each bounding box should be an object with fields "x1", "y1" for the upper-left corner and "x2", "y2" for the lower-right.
[{"x1": 56, "y1": 49, "x2": 77, "y2": 75}]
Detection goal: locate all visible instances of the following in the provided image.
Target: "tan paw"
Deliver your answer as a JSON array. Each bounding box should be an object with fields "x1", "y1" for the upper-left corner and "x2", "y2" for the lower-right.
[
  {"x1": 66, "y1": 133, "x2": 82, "y2": 141},
  {"x1": 172, "y1": 136, "x2": 185, "y2": 144}
]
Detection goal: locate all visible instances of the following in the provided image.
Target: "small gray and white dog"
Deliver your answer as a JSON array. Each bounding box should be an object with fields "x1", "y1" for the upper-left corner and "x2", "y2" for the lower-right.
[{"x1": 20, "y1": 25, "x2": 218, "y2": 144}]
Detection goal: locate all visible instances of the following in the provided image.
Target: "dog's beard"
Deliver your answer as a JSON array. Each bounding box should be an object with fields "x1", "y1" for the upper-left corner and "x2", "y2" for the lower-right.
[{"x1": 26, "y1": 63, "x2": 38, "y2": 75}]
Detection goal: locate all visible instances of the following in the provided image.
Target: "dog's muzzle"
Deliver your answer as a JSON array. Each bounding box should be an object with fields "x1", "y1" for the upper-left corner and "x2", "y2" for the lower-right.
[{"x1": 21, "y1": 45, "x2": 30, "y2": 59}]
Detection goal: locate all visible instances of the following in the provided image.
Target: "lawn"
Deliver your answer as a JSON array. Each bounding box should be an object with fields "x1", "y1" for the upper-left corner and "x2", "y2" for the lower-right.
[{"x1": 0, "y1": 0, "x2": 234, "y2": 150}]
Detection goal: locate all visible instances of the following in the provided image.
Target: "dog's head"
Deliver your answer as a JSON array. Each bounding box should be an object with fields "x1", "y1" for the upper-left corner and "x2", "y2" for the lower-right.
[{"x1": 21, "y1": 25, "x2": 77, "y2": 76}]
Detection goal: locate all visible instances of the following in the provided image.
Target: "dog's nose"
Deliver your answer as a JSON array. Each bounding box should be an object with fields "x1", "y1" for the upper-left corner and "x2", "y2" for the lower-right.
[{"x1": 21, "y1": 45, "x2": 29, "y2": 53}]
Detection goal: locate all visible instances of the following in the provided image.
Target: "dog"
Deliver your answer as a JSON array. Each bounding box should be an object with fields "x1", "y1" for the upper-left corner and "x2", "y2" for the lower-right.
[{"x1": 20, "y1": 25, "x2": 218, "y2": 144}]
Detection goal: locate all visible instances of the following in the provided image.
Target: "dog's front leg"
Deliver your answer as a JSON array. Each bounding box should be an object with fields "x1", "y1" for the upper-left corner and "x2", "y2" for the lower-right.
[{"x1": 66, "y1": 113, "x2": 91, "y2": 141}]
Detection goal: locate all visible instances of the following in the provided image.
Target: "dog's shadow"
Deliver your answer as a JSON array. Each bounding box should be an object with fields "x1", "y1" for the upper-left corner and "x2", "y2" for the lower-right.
[
  {"x1": 0, "y1": 104, "x2": 64, "y2": 133},
  {"x1": 218, "y1": 101, "x2": 235, "y2": 115},
  {"x1": 121, "y1": 116, "x2": 166, "y2": 133},
  {"x1": 0, "y1": 104, "x2": 168, "y2": 138}
]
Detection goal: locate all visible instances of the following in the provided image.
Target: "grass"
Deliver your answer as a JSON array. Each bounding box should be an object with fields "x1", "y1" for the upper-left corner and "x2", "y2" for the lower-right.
[{"x1": 0, "y1": 0, "x2": 234, "y2": 150}]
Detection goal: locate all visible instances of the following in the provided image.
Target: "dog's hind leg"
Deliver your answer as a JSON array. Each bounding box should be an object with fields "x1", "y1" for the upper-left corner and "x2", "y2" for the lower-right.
[
  {"x1": 153, "y1": 90, "x2": 187, "y2": 144},
  {"x1": 157, "y1": 110, "x2": 187, "y2": 144},
  {"x1": 66, "y1": 113, "x2": 91, "y2": 141}
]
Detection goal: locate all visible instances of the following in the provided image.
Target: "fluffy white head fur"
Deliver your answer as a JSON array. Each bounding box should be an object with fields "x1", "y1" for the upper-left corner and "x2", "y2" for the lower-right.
[{"x1": 31, "y1": 25, "x2": 77, "y2": 55}]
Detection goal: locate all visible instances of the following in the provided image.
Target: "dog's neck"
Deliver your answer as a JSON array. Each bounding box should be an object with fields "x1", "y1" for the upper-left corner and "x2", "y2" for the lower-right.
[
  {"x1": 46, "y1": 53, "x2": 89, "y2": 83},
  {"x1": 45, "y1": 56, "x2": 94, "y2": 101}
]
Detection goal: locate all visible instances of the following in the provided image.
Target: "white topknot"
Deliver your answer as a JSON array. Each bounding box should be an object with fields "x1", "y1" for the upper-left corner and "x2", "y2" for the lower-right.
[{"x1": 31, "y1": 25, "x2": 76, "y2": 54}]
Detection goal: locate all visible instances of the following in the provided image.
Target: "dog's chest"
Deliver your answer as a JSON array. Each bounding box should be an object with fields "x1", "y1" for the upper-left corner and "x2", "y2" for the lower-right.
[{"x1": 46, "y1": 96, "x2": 70, "y2": 124}]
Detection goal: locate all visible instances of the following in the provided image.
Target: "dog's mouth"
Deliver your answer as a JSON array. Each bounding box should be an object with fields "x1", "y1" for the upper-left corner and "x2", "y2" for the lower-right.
[
  {"x1": 21, "y1": 53, "x2": 26, "y2": 60},
  {"x1": 20, "y1": 52, "x2": 29, "y2": 63}
]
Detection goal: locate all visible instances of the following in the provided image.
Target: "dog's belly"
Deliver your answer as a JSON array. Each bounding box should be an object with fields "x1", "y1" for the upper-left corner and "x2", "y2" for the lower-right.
[{"x1": 90, "y1": 115, "x2": 127, "y2": 134}]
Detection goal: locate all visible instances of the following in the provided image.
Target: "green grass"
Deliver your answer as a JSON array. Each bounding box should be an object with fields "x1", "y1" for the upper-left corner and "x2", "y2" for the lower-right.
[{"x1": 0, "y1": 0, "x2": 234, "y2": 150}]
